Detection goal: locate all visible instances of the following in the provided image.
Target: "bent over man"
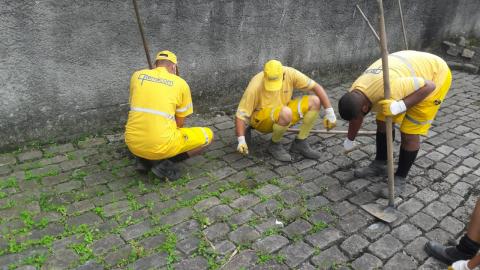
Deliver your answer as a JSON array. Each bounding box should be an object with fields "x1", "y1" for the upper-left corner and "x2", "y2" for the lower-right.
[
  {"x1": 235, "y1": 60, "x2": 337, "y2": 161},
  {"x1": 338, "y1": 50, "x2": 451, "y2": 197},
  {"x1": 125, "y1": 50, "x2": 213, "y2": 180}
]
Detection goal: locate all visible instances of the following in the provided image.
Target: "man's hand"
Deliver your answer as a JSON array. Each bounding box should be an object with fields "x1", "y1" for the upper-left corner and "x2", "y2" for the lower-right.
[
  {"x1": 237, "y1": 136, "x2": 249, "y2": 155},
  {"x1": 379, "y1": 99, "x2": 407, "y2": 116},
  {"x1": 323, "y1": 107, "x2": 337, "y2": 130},
  {"x1": 450, "y1": 260, "x2": 471, "y2": 270},
  {"x1": 343, "y1": 138, "x2": 360, "y2": 153}
]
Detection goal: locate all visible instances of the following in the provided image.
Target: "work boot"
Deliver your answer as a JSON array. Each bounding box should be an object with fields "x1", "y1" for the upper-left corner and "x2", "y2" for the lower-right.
[
  {"x1": 135, "y1": 157, "x2": 152, "y2": 174},
  {"x1": 425, "y1": 241, "x2": 472, "y2": 265},
  {"x1": 290, "y1": 138, "x2": 321, "y2": 159},
  {"x1": 268, "y1": 141, "x2": 292, "y2": 162},
  {"x1": 354, "y1": 160, "x2": 387, "y2": 178},
  {"x1": 151, "y1": 160, "x2": 182, "y2": 181},
  {"x1": 378, "y1": 175, "x2": 406, "y2": 199}
]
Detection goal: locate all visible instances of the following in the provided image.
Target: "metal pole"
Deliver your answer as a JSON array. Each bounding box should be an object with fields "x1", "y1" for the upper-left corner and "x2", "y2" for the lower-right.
[
  {"x1": 287, "y1": 128, "x2": 376, "y2": 136},
  {"x1": 132, "y1": 0, "x2": 153, "y2": 69},
  {"x1": 377, "y1": 0, "x2": 395, "y2": 208},
  {"x1": 355, "y1": 4, "x2": 380, "y2": 42},
  {"x1": 397, "y1": 0, "x2": 409, "y2": 50}
]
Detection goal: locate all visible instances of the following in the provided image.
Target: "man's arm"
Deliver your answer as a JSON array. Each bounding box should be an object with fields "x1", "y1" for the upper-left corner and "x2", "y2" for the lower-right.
[
  {"x1": 379, "y1": 80, "x2": 436, "y2": 116},
  {"x1": 403, "y1": 80, "x2": 435, "y2": 108},
  {"x1": 235, "y1": 117, "x2": 246, "y2": 137},
  {"x1": 347, "y1": 117, "x2": 364, "y2": 141},
  {"x1": 176, "y1": 117, "x2": 185, "y2": 128},
  {"x1": 311, "y1": 83, "x2": 332, "y2": 109}
]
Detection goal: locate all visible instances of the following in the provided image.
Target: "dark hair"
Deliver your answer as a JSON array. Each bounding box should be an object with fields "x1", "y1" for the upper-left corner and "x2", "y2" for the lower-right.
[{"x1": 338, "y1": 92, "x2": 363, "y2": 121}]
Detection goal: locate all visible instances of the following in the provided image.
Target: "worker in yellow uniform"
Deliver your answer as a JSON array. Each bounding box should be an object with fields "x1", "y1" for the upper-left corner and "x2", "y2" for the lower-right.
[
  {"x1": 125, "y1": 50, "x2": 214, "y2": 180},
  {"x1": 235, "y1": 60, "x2": 337, "y2": 162},
  {"x1": 338, "y1": 50, "x2": 451, "y2": 197}
]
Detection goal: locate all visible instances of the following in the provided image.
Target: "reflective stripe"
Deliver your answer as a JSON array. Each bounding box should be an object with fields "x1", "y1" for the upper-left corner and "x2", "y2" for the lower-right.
[
  {"x1": 270, "y1": 107, "x2": 276, "y2": 122},
  {"x1": 390, "y1": 54, "x2": 421, "y2": 90},
  {"x1": 130, "y1": 107, "x2": 175, "y2": 121},
  {"x1": 237, "y1": 110, "x2": 248, "y2": 117},
  {"x1": 297, "y1": 98, "x2": 304, "y2": 119},
  {"x1": 305, "y1": 79, "x2": 313, "y2": 89},
  {"x1": 176, "y1": 103, "x2": 192, "y2": 113},
  {"x1": 405, "y1": 114, "x2": 433, "y2": 125},
  {"x1": 200, "y1": 128, "x2": 210, "y2": 145}
]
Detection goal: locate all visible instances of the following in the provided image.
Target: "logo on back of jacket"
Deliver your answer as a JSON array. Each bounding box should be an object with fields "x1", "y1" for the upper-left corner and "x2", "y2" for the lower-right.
[
  {"x1": 364, "y1": 67, "x2": 383, "y2": 75},
  {"x1": 138, "y1": 74, "x2": 174, "y2": 86}
]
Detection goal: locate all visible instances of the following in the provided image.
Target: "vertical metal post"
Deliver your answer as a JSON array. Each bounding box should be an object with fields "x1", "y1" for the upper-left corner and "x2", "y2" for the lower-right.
[
  {"x1": 132, "y1": 0, "x2": 153, "y2": 69},
  {"x1": 377, "y1": 0, "x2": 395, "y2": 208},
  {"x1": 398, "y1": 0, "x2": 409, "y2": 49}
]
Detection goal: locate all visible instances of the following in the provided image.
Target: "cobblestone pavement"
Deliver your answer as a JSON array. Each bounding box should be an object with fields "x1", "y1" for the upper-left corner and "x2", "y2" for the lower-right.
[{"x1": 1, "y1": 71, "x2": 480, "y2": 270}]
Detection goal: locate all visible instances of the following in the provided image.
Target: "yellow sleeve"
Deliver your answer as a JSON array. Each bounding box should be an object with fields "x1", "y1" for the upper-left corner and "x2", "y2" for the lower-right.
[
  {"x1": 291, "y1": 68, "x2": 316, "y2": 91},
  {"x1": 236, "y1": 81, "x2": 258, "y2": 122},
  {"x1": 391, "y1": 77, "x2": 426, "y2": 100},
  {"x1": 176, "y1": 81, "x2": 193, "y2": 118}
]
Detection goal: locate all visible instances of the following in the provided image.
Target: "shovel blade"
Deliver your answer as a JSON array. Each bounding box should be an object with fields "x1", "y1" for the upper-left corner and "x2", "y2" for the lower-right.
[{"x1": 361, "y1": 203, "x2": 398, "y2": 223}]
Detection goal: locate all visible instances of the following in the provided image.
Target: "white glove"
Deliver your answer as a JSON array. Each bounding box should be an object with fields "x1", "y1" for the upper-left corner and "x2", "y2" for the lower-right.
[
  {"x1": 451, "y1": 260, "x2": 471, "y2": 270},
  {"x1": 379, "y1": 99, "x2": 407, "y2": 116},
  {"x1": 323, "y1": 107, "x2": 337, "y2": 130},
  {"x1": 343, "y1": 138, "x2": 360, "y2": 153},
  {"x1": 237, "y1": 136, "x2": 249, "y2": 155}
]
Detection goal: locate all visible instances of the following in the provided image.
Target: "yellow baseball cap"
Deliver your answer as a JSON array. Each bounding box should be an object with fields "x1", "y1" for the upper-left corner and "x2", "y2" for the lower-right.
[
  {"x1": 263, "y1": 60, "x2": 283, "y2": 91},
  {"x1": 155, "y1": 50, "x2": 177, "y2": 64}
]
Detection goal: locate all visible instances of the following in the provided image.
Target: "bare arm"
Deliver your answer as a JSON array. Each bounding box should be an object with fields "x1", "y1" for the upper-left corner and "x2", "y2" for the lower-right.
[
  {"x1": 176, "y1": 117, "x2": 185, "y2": 128},
  {"x1": 347, "y1": 117, "x2": 364, "y2": 141},
  {"x1": 235, "y1": 117, "x2": 247, "y2": 137},
  {"x1": 403, "y1": 80, "x2": 435, "y2": 108},
  {"x1": 311, "y1": 83, "x2": 332, "y2": 109}
]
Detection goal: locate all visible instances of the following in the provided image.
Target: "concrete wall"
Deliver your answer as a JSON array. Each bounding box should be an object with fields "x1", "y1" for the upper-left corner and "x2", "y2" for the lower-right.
[{"x1": 1, "y1": 0, "x2": 479, "y2": 149}]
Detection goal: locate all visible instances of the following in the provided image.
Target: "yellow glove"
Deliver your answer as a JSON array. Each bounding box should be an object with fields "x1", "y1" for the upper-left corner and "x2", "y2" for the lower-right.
[
  {"x1": 378, "y1": 99, "x2": 407, "y2": 117},
  {"x1": 323, "y1": 107, "x2": 337, "y2": 130},
  {"x1": 237, "y1": 136, "x2": 249, "y2": 155}
]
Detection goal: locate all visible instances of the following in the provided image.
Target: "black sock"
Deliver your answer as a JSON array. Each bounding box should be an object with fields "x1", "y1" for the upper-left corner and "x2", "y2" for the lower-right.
[
  {"x1": 457, "y1": 235, "x2": 480, "y2": 256},
  {"x1": 168, "y1": 152, "x2": 189, "y2": 163},
  {"x1": 395, "y1": 148, "x2": 418, "y2": 178},
  {"x1": 375, "y1": 132, "x2": 387, "y2": 161}
]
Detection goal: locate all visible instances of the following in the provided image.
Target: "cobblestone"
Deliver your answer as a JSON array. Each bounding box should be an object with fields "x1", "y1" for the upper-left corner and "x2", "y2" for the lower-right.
[{"x1": 0, "y1": 71, "x2": 478, "y2": 269}]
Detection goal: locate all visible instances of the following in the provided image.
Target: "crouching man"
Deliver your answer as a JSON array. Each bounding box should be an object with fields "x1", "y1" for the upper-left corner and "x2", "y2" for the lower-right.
[
  {"x1": 235, "y1": 60, "x2": 336, "y2": 161},
  {"x1": 125, "y1": 50, "x2": 213, "y2": 180}
]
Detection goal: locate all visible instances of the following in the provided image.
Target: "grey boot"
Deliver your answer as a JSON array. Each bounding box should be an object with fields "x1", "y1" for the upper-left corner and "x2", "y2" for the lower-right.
[
  {"x1": 268, "y1": 141, "x2": 292, "y2": 162},
  {"x1": 379, "y1": 176, "x2": 406, "y2": 199},
  {"x1": 354, "y1": 160, "x2": 387, "y2": 178},
  {"x1": 290, "y1": 138, "x2": 321, "y2": 159}
]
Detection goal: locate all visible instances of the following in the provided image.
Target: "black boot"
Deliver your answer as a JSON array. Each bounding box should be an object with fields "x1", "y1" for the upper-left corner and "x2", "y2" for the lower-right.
[
  {"x1": 425, "y1": 241, "x2": 473, "y2": 265},
  {"x1": 135, "y1": 157, "x2": 152, "y2": 174},
  {"x1": 151, "y1": 160, "x2": 181, "y2": 181}
]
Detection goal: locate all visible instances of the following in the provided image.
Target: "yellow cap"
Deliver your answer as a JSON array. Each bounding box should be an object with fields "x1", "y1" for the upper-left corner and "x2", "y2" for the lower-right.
[
  {"x1": 263, "y1": 60, "x2": 283, "y2": 91},
  {"x1": 155, "y1": 50, "x2": 177, "y2": 64}
]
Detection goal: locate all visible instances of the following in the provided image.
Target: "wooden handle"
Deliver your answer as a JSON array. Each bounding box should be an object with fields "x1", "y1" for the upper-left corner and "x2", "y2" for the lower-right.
[
  {"x1": 132, "y1": 0, "x2": 153, "y2": 69},
  {"x1": 377, "y1": 0, "x2": 396, "y2": 207}
]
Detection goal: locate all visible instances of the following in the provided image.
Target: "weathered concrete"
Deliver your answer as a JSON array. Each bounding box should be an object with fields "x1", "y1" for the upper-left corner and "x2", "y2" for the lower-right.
[{"x1": 1, "y1": 0, "x2": 480, "y2": 149}]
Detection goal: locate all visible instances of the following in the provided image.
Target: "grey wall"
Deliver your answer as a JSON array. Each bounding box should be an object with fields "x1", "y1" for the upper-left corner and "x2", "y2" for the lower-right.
[{"x1": 1, "y1": 0, "x2": 479, "y2": 149}]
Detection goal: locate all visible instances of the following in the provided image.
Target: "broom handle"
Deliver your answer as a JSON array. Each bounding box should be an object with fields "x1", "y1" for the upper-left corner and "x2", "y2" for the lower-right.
[
  {"x1": 377, "y1": 0, "x2": 395, "y2": 208},
  {"x1": 132, "y1": 0, "x2": 153, "y2": 69}
]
